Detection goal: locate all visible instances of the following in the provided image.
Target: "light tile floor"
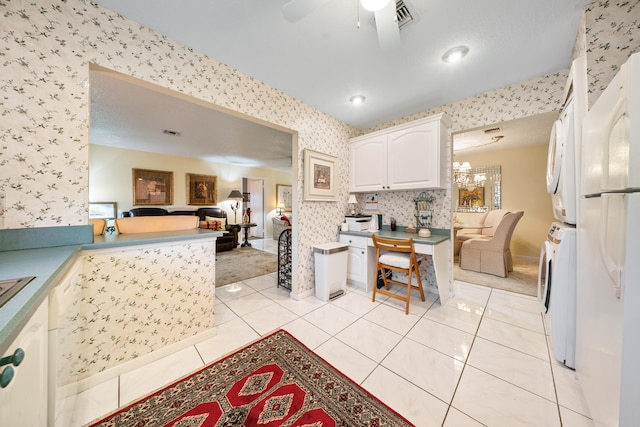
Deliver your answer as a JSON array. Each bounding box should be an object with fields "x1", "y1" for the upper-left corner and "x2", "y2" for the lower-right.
[{"x1": 71, "y1": 240, "x2": 595, "y2": 427}]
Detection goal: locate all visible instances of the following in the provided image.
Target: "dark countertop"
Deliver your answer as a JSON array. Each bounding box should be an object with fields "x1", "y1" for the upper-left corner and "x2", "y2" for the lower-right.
[
  {"x1": 340, "y1": 228, "x2": 450, "y2": 245},
  {"x1": 0, "y1": 228, "x2": 222, "y2": 355}
]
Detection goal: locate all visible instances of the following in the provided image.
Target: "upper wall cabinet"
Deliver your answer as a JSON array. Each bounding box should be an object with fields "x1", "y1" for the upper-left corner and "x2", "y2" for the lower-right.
[{"x1": 349, "y1": 113, "x2": 451, "y2": 192}]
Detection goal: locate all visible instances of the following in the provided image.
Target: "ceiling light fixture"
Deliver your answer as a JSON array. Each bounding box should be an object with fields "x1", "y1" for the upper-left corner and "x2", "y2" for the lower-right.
[
  {"x1": 350, "y1": 95, "x2": 366, "y2": 105},
  {"x1": 442, "y1": 45, "x2": 469, "y2": 63},
  {"x1": 360, "y1": 0, "x2": 392, "y2": 12}
]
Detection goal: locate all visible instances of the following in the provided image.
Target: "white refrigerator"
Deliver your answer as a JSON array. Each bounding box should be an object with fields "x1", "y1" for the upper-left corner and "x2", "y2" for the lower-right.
[{"x1": 577, "y1": 52, "x2": 640, "y2": 426}]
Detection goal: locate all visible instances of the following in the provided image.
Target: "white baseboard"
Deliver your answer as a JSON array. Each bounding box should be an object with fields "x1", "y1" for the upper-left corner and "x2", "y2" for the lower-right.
[{"x1": 72, "y1": 327, "x2": 217, "y2": 393}]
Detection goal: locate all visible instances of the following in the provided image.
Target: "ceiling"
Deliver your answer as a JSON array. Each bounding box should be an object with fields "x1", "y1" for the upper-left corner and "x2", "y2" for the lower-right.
[
  {"x1": 90, "y1": 68, "x2": 294, "y2": 169},
  {"x1": 90, "y1": 0, "x2": 586, "y2": 166},
  {"x1": 92, "y1": 0, "x2": 590, "y2": 130}
]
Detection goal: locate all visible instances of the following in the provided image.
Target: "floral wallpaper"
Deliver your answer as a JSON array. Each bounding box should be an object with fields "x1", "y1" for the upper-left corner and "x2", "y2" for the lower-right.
[
  {"x1": 583, "y1": 0, "x2": 640, "y2": 107},
  {"x1": 59, "y1": 240, "x2": 216, "y2": 381},
  {"x1": 1, "y1": 0, "x2": 637, "y2": 298}
]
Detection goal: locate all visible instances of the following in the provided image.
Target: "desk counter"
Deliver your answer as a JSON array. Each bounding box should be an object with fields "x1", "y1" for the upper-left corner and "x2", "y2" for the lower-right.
[{"x1": 338, "y1": 228, "x2": 451, "y2": 303}]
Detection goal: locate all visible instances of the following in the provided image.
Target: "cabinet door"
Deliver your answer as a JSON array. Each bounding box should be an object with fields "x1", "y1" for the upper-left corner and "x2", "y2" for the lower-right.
[
  {"x1": 350, "y1": 135, "x2": 388, "y2": 192},
  {"x1": 387, "y1": 120, "x2": 442, "y2": 189},
  {"x1": 346, "y1": 246, "x2": 366, "y2": 284},
  {"x1": 0, "y1": 298, "x2": 48, "y2": 425}
]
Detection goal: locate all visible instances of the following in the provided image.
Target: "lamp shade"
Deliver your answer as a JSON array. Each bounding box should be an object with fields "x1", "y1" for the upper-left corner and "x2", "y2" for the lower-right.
[
  {"x1": 348, "y1": 194, "x2": 358, "y2": 204},
  {"x1": 227, "y1": 190, "x2": 243, "y2": 200}
]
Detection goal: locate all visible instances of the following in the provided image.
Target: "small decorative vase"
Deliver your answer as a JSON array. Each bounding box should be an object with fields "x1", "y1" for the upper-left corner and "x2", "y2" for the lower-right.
[{"x1": 243, "y1": 211, "x2": 249, "y2": 224}]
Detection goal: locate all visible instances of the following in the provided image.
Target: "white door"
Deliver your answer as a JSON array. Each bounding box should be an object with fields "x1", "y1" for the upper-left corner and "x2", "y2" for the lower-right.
[{"x1": 248, "y1": 178, "x2": 264, "y2": 238}]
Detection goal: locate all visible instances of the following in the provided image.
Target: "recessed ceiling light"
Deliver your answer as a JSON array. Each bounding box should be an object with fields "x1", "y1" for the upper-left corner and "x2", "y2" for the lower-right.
[
  {"x1": 442, "y1": 45, "x2": 469, "y2": 63},
  {"x1": 350, "y1": 95, "x2": 366, "y2": 105}
]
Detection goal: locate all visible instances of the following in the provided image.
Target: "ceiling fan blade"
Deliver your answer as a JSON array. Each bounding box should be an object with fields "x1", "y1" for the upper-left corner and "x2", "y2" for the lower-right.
[
  {"x1": 282, "y1": 0, "x2": 332, "y2": 23},
  {"x1": 374, "y1": 1, "x2": 400, "y2": 51}
]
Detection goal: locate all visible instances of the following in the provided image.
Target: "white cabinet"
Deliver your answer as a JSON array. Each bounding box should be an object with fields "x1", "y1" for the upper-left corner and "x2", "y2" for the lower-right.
[
  {"x1": 0, "y1": 297, "x2": 48, "y2": 425},
  {"x1": 349, "y1": 135, "x2": 387, "y2": 192},
  {"x1": 339, "y1": 234, "x2": 374, "y2": 291},
  {"x1": 349, "y1": 113, "x2": 451, "y2": 192}
]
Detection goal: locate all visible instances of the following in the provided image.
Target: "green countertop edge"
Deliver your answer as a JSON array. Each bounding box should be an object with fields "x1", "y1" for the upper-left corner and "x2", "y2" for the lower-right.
[
  {"x1": 0, "y1": 229, "x2": 222, "y2": 355},
  {"x1": 339, "y1": 227, "x2": 451, "y2": 244}
]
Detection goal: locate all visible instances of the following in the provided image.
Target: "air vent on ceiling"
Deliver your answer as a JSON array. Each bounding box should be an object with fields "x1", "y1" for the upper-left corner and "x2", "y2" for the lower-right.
[
  {"x1": 483, "y1": 127, "x2": 502, "y2": 134},
  {"x1": 162, "y1": 129, "x2": 181, "y2": 136},
  {"x1": 395, "y1": 0, "x2": 414, "y2": 30},
  {"x1": 371, "y1": 0, "x2": 416, "y2": 31}
]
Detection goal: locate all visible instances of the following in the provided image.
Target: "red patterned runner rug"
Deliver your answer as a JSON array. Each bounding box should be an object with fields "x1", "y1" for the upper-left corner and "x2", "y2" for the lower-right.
[{"x1": 88, "y1": 329, "x2": 414, "y2": 426}]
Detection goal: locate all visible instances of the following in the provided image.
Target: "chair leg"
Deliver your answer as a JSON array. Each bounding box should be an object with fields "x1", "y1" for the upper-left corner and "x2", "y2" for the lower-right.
[
  {"x1": 414, "y1": 263, "x2": 425, "y2": 302},
  {"x1": 405, "y1": 270, "x2": 412, "y2": 315}
]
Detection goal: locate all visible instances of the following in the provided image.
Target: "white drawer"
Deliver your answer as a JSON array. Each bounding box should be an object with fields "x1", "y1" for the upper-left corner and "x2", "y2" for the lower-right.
[{"x1": 339, "y1": 234, "x2": 369, "y2": 248}]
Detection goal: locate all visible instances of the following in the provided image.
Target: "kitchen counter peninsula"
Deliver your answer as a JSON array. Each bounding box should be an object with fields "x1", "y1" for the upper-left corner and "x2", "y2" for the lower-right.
[{"x1": 0, "y1": 226, "x2": 222, "y2": 359}]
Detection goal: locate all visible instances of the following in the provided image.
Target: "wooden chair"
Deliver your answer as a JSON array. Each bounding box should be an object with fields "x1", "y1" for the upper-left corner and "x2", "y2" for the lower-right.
[
  {"x1": 88, "y1": 218, "x2": 107, "y2": 236},
  {"x1": 371, "y1": 235, "x2": 425, "y2": 314}
]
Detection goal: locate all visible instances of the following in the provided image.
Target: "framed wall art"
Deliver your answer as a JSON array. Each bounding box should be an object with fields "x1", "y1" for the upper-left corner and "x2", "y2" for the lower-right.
[
  {"x1": 186, "y1": 173, "x2": 217, "y2": 205},
  {"x1": 303, "y1": 149, "x2": 337, "y2": 201},
  {"x1": 89, "y1": 202, "x2": 117, "y2": 219},
  {"x1": 459, "y1": 187, "x2": 485, "y2": 207},
  {"x1": 132, "y1": 168, "x2": 173, "y2": 206},
  {"x1": 276, "y1": 184, "x2": 292, "y2": 212}
]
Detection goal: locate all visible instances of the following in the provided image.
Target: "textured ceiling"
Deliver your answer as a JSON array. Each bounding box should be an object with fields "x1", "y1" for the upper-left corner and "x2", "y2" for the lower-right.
[
  {"x1": 89, "y1": 0, "x2": 587, "y2": 165},
  {"x1": 92, "y1": 0, "x2": 591, "y2": 130}
]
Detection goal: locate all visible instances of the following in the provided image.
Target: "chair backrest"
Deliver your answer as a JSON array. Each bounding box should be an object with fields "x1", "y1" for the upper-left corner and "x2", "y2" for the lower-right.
[
  {"x1": 89, "y1": 218, "x2": 107, "y2": 236},
  {"x1": 371, "y1": 235, "x2": 415, "y2": 255},
  {"x1": 115, "y1": 216, "x2": 199, "y2": 234},
  {"x1": 490, "y1": 210, "x2": 524, "y2": 251},
  {"x1": 482, "y1": 209, "x2": 510, "y2": 236}
]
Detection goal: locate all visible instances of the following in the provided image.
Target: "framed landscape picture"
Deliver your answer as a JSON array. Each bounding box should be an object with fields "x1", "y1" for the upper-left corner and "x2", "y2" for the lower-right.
[
  {"x1": 303, "y1": 149, "x2": 337, "y2": 201},
  {"x1": 459, "y1": 187, "x2": 485, "y2": 207},
  {"x1": 276, "y1": 184, "x2": 292, "y2": 212},
  {"x1": 133, "y1": 168, "x2": 173, "y2": 206},
  {"x1": 89, "y1": 202, "x2": 117, "y2": 219},
  {"x1": 186, "y1": 173, "x2": 217, "y2": 205}
]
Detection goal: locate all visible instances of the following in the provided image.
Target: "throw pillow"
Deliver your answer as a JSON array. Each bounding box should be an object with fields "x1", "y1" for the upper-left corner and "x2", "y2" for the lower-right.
[
  {"x1": 205, "y1": 216, "x2": 226, "y2": 230},
  {"x1": 280, "y1": 214, "x2": 291, "y2": 226}
]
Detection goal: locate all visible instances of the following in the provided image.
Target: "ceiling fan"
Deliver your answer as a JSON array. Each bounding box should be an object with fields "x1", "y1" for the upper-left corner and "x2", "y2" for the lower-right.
[{"x1": 282, "y1": 0, "x2": 401, "y2": 51}]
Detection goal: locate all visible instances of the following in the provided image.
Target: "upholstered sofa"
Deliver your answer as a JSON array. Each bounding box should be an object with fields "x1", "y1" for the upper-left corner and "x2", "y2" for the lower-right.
[
  {"x1": 120, "y1": 207, "x2": 239, "y2": 252},
  {"x1": 272, "y1": 215, "x2": 292, "y2": 240}
]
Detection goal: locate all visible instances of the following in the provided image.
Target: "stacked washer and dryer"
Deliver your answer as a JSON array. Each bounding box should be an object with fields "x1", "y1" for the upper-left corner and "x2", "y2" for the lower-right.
[{"x1": 538, "y1": 56, "x2": 587, "y2": 369}]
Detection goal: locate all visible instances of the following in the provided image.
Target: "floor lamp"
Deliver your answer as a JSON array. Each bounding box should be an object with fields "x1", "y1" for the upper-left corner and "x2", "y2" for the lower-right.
[{"x1": 227, "y1": 190, "x2": 243, "y2": 224}]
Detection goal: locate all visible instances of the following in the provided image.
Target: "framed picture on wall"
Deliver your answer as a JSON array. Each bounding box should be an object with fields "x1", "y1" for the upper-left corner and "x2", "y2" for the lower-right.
[
  {"x1": 186, "y1": 173, "x2": 217, "y2": 205},
  {"x1": 133, "y1": 168, "x2": 173, "y2": 206},
  {"x1": 89, "y1": 202, "x2": 117, "y2": 219},
  {"x1": 459, "y1": 187, "x2": 485, "y2": 207},
  {"x1": 276, "y1": 184, "x2": 292, "y2": 212},
  {"x1": 303, "y1": 149, "x2": 337, "y2": 201}
]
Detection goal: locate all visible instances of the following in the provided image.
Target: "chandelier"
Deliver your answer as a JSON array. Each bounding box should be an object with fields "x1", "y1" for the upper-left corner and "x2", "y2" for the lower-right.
[{"x1": 453, "y1": 162, "x2": 486, "y2": 191}]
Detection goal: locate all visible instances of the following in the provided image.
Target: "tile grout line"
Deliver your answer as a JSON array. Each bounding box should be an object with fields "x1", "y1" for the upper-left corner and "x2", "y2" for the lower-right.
[{"x1": 439, "y1": 287, "x2": 493, "y2": 427}]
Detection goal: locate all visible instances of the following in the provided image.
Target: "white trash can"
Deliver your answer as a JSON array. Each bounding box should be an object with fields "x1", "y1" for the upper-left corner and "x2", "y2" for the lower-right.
[{"x1": 313, "y1": 242, "x2": 349, "y2": 301}]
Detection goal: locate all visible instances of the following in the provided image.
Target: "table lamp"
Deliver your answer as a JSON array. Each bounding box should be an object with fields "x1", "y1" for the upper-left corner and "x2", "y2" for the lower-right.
[
  {"x1": 276, "y1": 203, "x2": 285, "y2": 216},
  {"x1": 227, "y1": 189, "x2": 243, "y2": 223},
  {"x1": 348, "y1": 194, "x2": 358, "y2": 216}
]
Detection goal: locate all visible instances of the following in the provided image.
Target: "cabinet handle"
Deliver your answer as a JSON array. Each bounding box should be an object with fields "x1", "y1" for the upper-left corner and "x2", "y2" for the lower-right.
[
  {"x1": 0, "y1": 348, "x2": 25, "y2": 368},
  {"x1": 361, "y1": 251, "x2": 365, "y2": 255},
  {"x1": 0, "y1": 366, "x2": 14, "y2": 388},
  {"x1": 0, "y1": 348, "x2": 25, "y2": 388}
]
